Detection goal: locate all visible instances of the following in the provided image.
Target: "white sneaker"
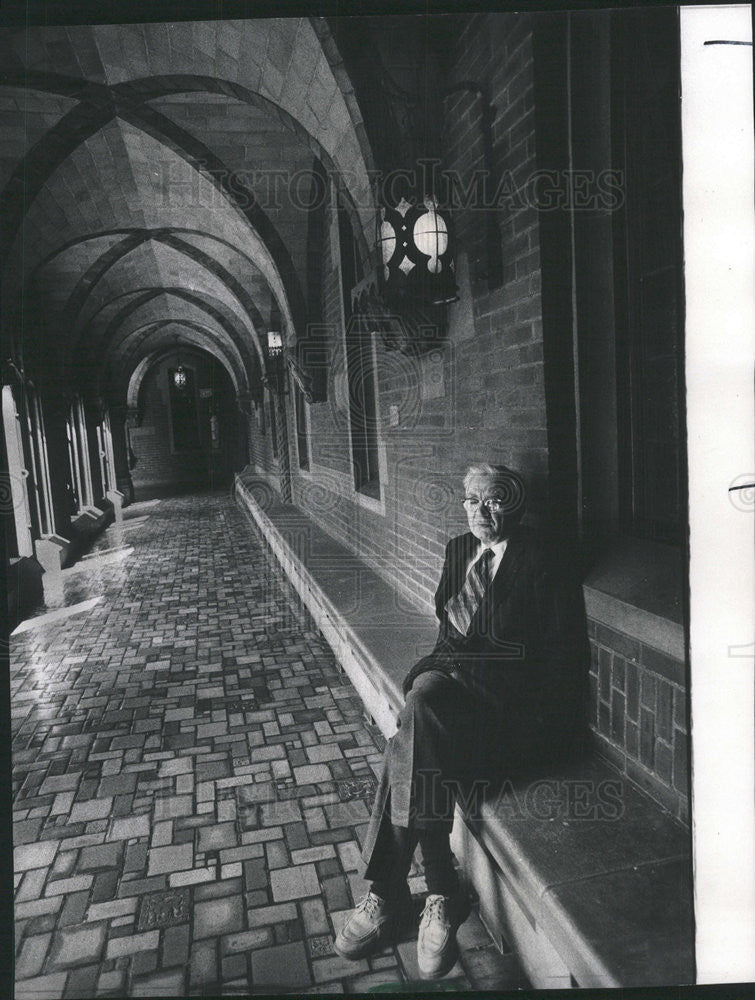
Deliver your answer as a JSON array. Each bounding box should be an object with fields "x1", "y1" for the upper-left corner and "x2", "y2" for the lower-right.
[
  {"x1": 334, "y1": 891, "x2": 401, "y2": 960},
  {"x1": 417, "y1": 893, "x2": 464, "y2": 979}
]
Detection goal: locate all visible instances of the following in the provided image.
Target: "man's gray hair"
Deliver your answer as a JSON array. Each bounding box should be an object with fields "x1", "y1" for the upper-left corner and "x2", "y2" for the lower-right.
[{"x1": 463, "y1": 463, "x2": 527, "y2": 518}]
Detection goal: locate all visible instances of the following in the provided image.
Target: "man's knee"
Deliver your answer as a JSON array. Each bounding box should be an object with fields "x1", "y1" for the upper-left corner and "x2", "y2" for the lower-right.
[
  {"x1": 403, "y1": 670, "x2": 438, "y2": 714},
  {"x1": 401, "y1": 669, "x2": 458, "y2": 728},
  {"x1": 407, "y1": 668, "x2": 453, "y2": 699}
]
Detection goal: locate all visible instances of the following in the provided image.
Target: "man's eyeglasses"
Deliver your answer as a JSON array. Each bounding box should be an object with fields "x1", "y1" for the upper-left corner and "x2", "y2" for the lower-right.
[{"x1": 462, "y1": 496, "x2": 507, "y2": 513}]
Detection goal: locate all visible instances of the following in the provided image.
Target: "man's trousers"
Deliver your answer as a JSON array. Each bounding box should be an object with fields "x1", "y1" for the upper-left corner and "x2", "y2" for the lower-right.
[{"x1": 360, "y1": 668, "x2": 520, "y2": 896}]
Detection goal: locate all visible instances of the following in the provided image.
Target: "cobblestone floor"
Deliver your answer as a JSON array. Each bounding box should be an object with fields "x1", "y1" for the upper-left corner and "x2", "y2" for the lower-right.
[{"x1": 11, "y1": 491, "x2": 525, "y2": 997}]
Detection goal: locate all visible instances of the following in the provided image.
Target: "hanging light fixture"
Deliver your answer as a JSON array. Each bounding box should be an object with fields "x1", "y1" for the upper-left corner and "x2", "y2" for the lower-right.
[
  {"x1": 378, "y1": 193, "x2": 458, "y2": 307},
  {"x1": 261, "y1": 329, "x2": 287, "y2": 395},
  {"x1": 173, "y1": 336, "x2": 187, "y2": 390},
  {"x1": 266, "y1": 330, "x2": 283, "y2": 359}
]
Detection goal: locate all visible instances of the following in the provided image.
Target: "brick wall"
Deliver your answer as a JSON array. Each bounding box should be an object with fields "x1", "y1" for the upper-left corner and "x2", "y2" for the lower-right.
[
  {"x1": 443, "y1": 14, "x2": 549, "y2": 496},
  {"x1": 280, "y1": 12, "x2": 548, "y2": 614},
  {"x1": 588, "y1": 622, "x2": 689, "y2": 824}
]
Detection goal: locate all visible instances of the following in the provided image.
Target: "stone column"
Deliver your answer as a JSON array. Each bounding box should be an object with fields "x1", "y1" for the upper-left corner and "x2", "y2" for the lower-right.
[
  {"x1": 273, "y1": 391, "x2": 292, "y2": 503},
  {"x1": 39, "y1": 386, "x2": 77, "y2": 538},
  {"x1": 110, "y1": 403, "x2": 134, "y2": 503},
  {"x1": 84, "y1": 399, "x2": 106, "y2": 505},
  {"x1": 235, "y1": 394, "x2": 251, "y2": 472}
]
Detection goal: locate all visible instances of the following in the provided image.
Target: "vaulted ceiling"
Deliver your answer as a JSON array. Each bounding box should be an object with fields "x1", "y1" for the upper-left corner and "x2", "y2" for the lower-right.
[{"x1": 0, "y1": 17, "x2": 375, "y2": 406}]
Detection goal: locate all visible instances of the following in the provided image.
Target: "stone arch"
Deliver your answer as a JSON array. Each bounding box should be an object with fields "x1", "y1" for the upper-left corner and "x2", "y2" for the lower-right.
[
  {"x1": 65, "y1": 242, "x2": 264, "y2": 377},
  {"x1": 125, "y1": 323, "x2": 242, "y2": 410},
  {"x1": 307, "y1": 16, "x2": 378, "y2": 189},
  {"x1": 33, "y1": 227, "x2": 277, "y2": 370},
  {"x1": 108, "y1": 316, "x2": 246, "y2": 389},
  {"x1": 73, "y1": 287, "x2": 253, "y2": 396},
  {"x1": 0, "y1": 68, "x2": 373, "y2": 282},
  {"x1": 0, "y1": 80, "x2": 305, "y2": 362}
]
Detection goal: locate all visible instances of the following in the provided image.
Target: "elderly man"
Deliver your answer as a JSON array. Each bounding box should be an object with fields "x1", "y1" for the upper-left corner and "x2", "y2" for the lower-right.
[{"x1": 334, "y1": 463, "x2": 586, "y2": 978}]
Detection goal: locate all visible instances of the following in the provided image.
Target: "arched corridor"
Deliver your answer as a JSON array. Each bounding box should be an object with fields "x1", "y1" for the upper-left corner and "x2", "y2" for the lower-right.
[
  {"x1": 4, "y1": 2, "x2": 752, "y2": 994},
  {"x1": 10, "y1": 492, "x2": 519, "y2": 996}
]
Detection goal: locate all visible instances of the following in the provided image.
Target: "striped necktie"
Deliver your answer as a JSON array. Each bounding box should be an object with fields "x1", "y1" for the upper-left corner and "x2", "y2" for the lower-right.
[{"x1": 445, "y1": 547, "x2": 494, "y2": 636}]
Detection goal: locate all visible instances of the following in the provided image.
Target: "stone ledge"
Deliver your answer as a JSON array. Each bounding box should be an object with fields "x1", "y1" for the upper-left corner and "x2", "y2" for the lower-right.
[
  {"x1": 235, "y1": 477, "x2": 436, "y2": 736},
  {"x1": 585, "y1": 586, "x2": 685, "y2": 663},
  {"x1": 234, "y1": 475, "x2": 694, "y2": 988},
  {"x1": 474, "y1": 754, "x2": 692, "y2": 986},
  {"x1": 584, "y1": 536, "x2": 685, "y2": 660},
  {"x1": 541, "y1": 856, "x2": 693, "y2": 988}
]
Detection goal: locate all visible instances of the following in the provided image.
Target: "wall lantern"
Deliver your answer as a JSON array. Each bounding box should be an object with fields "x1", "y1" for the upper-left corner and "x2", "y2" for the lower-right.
[
  {"x1": 172, "y1": 337, "x2": 187, "y2": 391},
  {"x1": 262, "y1": 330, "x2": 287, "y2": 396},
  {"x1": 377, "y1": 194, "x2": 458, "y2": 307},
  {"x1": 266, "y1": 330, "x2": 283, "y2": 359}
]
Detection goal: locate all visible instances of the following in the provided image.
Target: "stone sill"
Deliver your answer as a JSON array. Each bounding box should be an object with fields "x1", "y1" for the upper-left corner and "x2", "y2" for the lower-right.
[
  {"x1": 70, "y1": 504, "x2": 110, "y2": 536},
  {"x1": 583, "y1": 537, "x2": 685, "y2": 661}
]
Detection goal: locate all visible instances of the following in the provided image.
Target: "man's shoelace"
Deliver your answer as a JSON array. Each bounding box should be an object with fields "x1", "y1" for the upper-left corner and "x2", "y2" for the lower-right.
[
  {"x1": 355, "y1": 893, "x2": 381, "y2": 918},
  {"x1": 420, "y1": 894, "x2": 450, "y2": 926}
]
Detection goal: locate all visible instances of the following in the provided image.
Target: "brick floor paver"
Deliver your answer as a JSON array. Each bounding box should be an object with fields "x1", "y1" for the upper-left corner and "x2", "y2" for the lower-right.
[{"x1": 11, "y1": 491, "x2": 526, "y2": 995}]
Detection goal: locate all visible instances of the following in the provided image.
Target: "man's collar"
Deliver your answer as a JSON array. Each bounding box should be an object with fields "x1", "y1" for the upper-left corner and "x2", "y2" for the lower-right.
[
  {"x1": 477, "y1": 537, "x2": 509, "y2": 556},
  {"x1": 489, "y1": 538, "x2": 508, "y2": 557}
]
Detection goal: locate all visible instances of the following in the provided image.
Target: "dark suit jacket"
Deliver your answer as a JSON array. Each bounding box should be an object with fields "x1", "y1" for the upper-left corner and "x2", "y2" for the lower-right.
[{"x1": 404, "y1": 525, "x2": 588, "y2": 753}]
